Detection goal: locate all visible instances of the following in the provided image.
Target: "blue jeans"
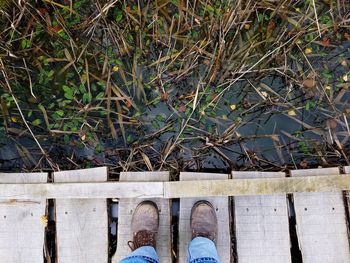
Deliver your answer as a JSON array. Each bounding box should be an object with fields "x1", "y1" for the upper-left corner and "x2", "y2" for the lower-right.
[{"x1": 120, "y1": 237, "x2": 220, "y2": 263}]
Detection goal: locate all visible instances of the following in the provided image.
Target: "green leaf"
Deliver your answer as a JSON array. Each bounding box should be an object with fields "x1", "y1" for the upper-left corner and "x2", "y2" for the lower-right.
[
  {"x1": 83, "y1": 93, "x2": 92, "y2": 104},
  {"x1": 115, "y1": 10, "x2": 123, "y2": 22},
  {"x1": 127, "y1": 134, "x2": 134, "y2": 143},
  {"x1": 115, "y1": 59, "x2": 123, "y2": 66},
  {"x1": 55, "y1": 110, "x2": 65, "y2": 117},
  {"x1": 64, "y1": 134, "x2": 70, "y2": 143},
  {"x1": 63, "y1": 85, "x2": 74, "y2": 100},
  {"x1": 32, "y1": 119, "x2": 42, "y2": 126},
  {"x1": 64, "y1": 93, "x2": 73, "y2": 100},
  {"x1": 96, "y1": 92, "x2": 105, "y2": 99},
  {"x1": 21, "y1": 39, "x2": 31, "y2": 49}
]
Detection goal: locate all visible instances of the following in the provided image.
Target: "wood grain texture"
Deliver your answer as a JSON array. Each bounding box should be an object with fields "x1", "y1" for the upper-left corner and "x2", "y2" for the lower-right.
[
  {"x1": 114, "y1": 172, "x2": 171, "y2": 263},
  {"x1": 178, "y1": 172, "x2": 231, "y2": 263},
  {"x1": 291, "y1": 168, "x2": 350, "y2": 263},
  {"x1": 0, "y1": 172, "x2": 47, "y2": 263},
  {"x1": 3, "y1": 174, "x2": 350, "y2": 199},
  {"x1": 54, "y1": 167, "x2": 108, "y2": 263},
  {"x1": 233, "y1": 171, "x2": 291, "y2": 263},
  {"x1": 344, "y1": 165, "x2": 350, "y2": 246}
]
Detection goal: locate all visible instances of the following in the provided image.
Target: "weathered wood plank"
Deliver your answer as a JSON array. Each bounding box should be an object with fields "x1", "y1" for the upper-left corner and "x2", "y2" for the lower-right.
[
  {"x1": 114, "y1": 172, "x2": 171, "y2": 262},
  {"x1": 178, "y1": 172, "x2": 231, "y2": 263},
  {"x1": 2, "y1": 173, "x2": 350, "y2": 199},
  {"x1": 291, "y1": 168, "x2": 350, "y2": 263},
  {"x1": 54, "y1": 167, "x2": 108, "y2": 263},
  {"x1": 233, "y1": 171, "x2": 291, "y2": 263},
  {"x1": 0, "y1": 173, "x2": 47, "y2": 263},
  {"x1": 344, "y1": 166, "x2": 350, "y2": 236}
]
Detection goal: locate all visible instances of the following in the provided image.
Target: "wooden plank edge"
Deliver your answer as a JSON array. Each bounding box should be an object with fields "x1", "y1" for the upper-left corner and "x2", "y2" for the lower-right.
[{"x1": 1, "y1": 174, "x2": 350, "y2": 199}]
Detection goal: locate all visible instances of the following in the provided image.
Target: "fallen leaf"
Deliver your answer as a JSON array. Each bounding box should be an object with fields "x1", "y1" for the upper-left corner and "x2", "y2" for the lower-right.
[
  {"x1": 341, "y1": 60, "x2": 347, "y2": 66},
  {"x1": 40, "y1": 215, "x2": 48, "y2": 227},
  {"x1": 288, "y1": 110, "x2": 297, "y2": 116},
  {"x1": 267, "y1": 20, "x2": 276, "y2": 32},
  {"x1": 38, "y1": 8, "x2": 48, "y2": 15},
  {"x1": 305, "y1": 48, "x2": 313, "y2": 54},
  {"x1": 112, "y1": 65, "x2": 119, "y2": 72},
  {"x1": 125, "y1": 100, "x2": 132, "y2": 108},
  {"x1": 344, "y1": 32, "x2": 350, "y2": 41},
  {"x1": 211, "y1": 93, "x2": 219, "y2": 102},
  {"x1": 327, "y1": 119, "x2": 337, "y2": 129},
  {"x1": 178, "y1": 104, "x2": 186, "y2": 113},
  {"x1": 343, "y1": 74, "x2": 348, "y2": 82},
  {"x1": 244, "y1": 24, "x2": 251, "y2": 30},
  {"x1": 300, "y1": 159, "x2": 308, "y2": 169},
  {"x1": 303, "y1": 79, "x2": 316, "y2": 88},
  {"x1": 230, "y1": 104, "x2": 236, "y2": 111},
  {"x1": 261, "y1": 91, "x2": 268, "y2": 98},
  {"x1": 320, "y1": 38, "x2": 331, "y2": 47},
  {"x1": 161, "y1": 92, "x2": 169, "y2": 101},
  {"x1": 48, "y1": 25, "x2": 63, "y2": 34},
  {"x1": 242, "y1": 98, "x2": 251, "y2": 109}
]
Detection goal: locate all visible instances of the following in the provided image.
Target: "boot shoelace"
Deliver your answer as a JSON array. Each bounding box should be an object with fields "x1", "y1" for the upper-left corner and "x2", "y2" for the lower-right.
[{"x1": 128, "y1": 230, "x2": 156, "y2": 251}]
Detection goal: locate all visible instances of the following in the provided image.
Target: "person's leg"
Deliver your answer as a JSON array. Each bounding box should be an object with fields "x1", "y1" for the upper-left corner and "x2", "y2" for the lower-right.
[
  {"x1": 187, "y1": 237, "x2": 220, "y2": 263},
  {"x1": 119, "y1": 201, "x2": 160, "y2": 263},
  {"x1": 187, "y1": 201, "x2": 220, "y2": 263},
  {"x1": 120, "y1": 246, "x2": 159, "y2": 263}
]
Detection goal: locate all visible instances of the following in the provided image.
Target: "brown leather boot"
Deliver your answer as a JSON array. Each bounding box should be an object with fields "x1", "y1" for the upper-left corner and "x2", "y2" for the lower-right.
[
  {"x1": 128, "y1": 201, "x2": 159, "y2": 251},
  {"x1": 190, "y1": 200, "x2": 218, "y2": 243}
]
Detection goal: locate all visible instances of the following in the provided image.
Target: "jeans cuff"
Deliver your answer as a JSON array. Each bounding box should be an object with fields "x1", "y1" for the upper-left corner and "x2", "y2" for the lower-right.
[
  {"x1": 189, "y1": 257, "x2": 219, "y2": 263},
  {"x1": 120, "y1": 246, "x2": 159, "y2": 263},
  {"x1": 121, "y1": 255, "x2": 159, "y2": 263}
]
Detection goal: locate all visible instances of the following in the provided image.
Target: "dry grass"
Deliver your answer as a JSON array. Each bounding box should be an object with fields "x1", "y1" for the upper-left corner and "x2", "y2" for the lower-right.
[{"x1": 0, "y1": 0, "x2": 349, "y2": 173}]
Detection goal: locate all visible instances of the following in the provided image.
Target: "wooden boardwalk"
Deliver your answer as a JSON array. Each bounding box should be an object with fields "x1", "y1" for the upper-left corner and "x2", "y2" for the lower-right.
[
  {"x1": 1, "y1": 167, "x2": 350, "y2": 262},
  {"x1": 233, "y1": 171, "x2": 291, "y2": 263},
  {"x1": 114, "y1": 171, "x2": 171, "y2": 262}
]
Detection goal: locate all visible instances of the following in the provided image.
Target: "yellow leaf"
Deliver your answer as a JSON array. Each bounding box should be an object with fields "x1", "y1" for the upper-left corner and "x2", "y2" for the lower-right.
[
  {"x1": 81, "y1": 73, "x2": 87, "y2": 84},
  {"x1": 244, "y1": 24, "x2": 251, "y2": 30},
  {"x1": 305, "y1": 48, "x2": 312, "y2": 54},
  {"x1": 230, "y1": 104, "x2": 236, "y2": 110},
  {"x1": 11, "y1": 116, "x2": 17, "y2": 123},
  {"x1": 40, "y1": 215, "x2": 48, "y2": 227},
  {"x1": 112, "y1": 65, "x2": 119, "y2": 72},
  {"x1": 288, "y1": 110, "x2": 297, "y2": 116}
]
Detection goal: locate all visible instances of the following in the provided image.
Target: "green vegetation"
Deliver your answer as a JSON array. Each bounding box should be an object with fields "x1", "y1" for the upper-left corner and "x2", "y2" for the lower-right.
[{"x1": 0, "y1": 0, "x2": 349, "y2": 172}]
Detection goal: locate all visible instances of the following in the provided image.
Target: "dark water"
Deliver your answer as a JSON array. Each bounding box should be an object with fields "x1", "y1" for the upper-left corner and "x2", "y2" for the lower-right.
[{"x1": 1, "y1": 42, "x2": 350, "y2": 172}]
